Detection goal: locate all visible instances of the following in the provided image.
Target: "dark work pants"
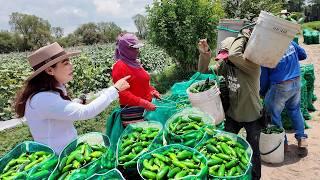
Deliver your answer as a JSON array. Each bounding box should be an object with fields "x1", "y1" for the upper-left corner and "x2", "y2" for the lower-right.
[{"x1": 225, "y1": 116, "x2": 262, "y2": 180}]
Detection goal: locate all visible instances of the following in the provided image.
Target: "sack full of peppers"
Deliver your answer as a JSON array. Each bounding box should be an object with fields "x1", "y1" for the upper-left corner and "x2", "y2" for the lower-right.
[
  {"x1": 49, "y1": 132, "x2": 114, "y2": 180},
  {"x1": 165, "y1": 108, "x2": 215, "y2": 147},
  {"x1": 195, "y1": 131, "x2": 252, "y2": 179},
  {"x1": 137, "y1": 144, "x2": 208, "y2": 180},
  {"x1": 116, "y1": 121, "x2": 163, "y2": 178},
  {"x1": 0, "y1": 141, "x2": 57, "y2": 180}
]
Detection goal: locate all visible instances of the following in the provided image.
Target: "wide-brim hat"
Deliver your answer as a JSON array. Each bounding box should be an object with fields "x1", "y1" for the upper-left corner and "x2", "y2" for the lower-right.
[{"x1": 27, "y1": 42, "x2": 80, "y2": 81}]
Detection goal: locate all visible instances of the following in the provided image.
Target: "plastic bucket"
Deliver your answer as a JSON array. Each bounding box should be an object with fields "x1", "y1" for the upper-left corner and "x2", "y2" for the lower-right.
[
  {"x1": 259, "y1": 130, "x2": 285, "y2": 163},
  {"x1": 244, "y1": 11, "x2": 301, "y2": 68},
  {"x1": 216, "y1": 19, "x2": 248, "y2": 54},
  {"x1": 187, "y1": 80, "x2": 225, "y2": 125}
]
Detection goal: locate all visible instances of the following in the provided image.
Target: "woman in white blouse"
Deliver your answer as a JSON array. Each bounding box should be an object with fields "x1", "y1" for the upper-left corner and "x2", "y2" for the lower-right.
[{"x1": 14, "y1": 42, "x2": 130, "y2": 154}]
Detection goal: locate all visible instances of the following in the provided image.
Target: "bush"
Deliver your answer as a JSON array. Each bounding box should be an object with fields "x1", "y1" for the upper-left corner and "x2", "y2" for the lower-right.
[
  {"x1": 302, "y1": 21, "x2": 320, "y2": 31},
  {"x1": 150, "y1": 64, "x2": 195, "y2": 94},
  {"x1": 147, "y1": 0, "x2": 224, "y2": 71}
]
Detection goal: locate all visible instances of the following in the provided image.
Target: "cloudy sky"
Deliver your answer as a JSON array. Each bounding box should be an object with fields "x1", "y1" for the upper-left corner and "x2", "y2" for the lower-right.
[{"x1": 0, "y1": 0, "x2": 152, "y2": 35}]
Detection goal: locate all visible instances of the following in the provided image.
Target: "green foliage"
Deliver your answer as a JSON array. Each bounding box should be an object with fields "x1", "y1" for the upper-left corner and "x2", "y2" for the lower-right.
[
  {"x1": 302, "y1": 21, "x2": 320, "y2": 31},
  {"x1": 147, "y1": 0, "x2": 224, "y2": 71},
  {"x1": 74, "y1": 23, "x2": 101, "y2": 45},
  {"x1": 0, "y1": 43, "x2": 171, "y2": 120},
  {"x1": 0, "y1": 31, "x2": 16, "y2": 53},
  {"x1": 97, "y1": 22, "x2": 122, "y2": 43},
  {"x1": 9, "y1": 12, "x2": 52, "y2": 51},
  {"x1": 150, "y1": 64, "x2": 195, "y2": 94},
  {"x1": 132, "y1": 14, "x2": 148, "y2": 39},
  {"x1": 223, "y1": 0, "x2": 284, "y2": 20}
]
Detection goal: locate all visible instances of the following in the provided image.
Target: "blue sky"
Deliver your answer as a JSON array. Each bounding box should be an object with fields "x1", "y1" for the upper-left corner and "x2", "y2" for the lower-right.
[{"x1": 0, "y1": 0, "x2": 152, "y2": 35}]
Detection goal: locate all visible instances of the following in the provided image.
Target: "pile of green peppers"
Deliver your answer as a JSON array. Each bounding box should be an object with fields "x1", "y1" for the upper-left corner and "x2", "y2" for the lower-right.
[
  {"x1": 140, "y1": 147, "x2": 206, "y2": 180},
  {"x1": 169, "y1": 114, "x2": 206, "y2": 147},
  {"x1": 190, "y1": 80, "x2": 215, "y2": 93},
  {"x1": 262, "y1": 126, "x2": 284, "y2": 134},
  {"x1": 118, "y1": 127, "x2": 160, "y2": 169},
  {"x1": 0, "y1": 151, "x2": 53, "y2": 179},
  {"x1": 196, "y1": 135, "x2": 250, "y2": 177},
  {"x1": 49, "y1": 142, "x2": 112, "y2": 180},
  {"x1": 28, "y1": 157, "x2": 58, "y2": 180}
]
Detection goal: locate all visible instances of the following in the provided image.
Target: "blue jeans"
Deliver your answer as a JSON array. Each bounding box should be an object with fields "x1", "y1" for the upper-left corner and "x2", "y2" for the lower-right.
[{"x1": 264, "y1": 77, "x2": 307, "y2": 144}]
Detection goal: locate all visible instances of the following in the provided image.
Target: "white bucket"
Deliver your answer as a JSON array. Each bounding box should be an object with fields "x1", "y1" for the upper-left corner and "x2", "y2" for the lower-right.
[
  {"x1": 244, "y1": 11, "x2": 301, "y2": 68},
  {"x1": 216, "y1": 19, "x2": 248, "y2": 55},
  {"x1": 259, "y1": 130, "x2": 285, "y2": 163},
  {"x1": 186, "y1": 80, "x2": 225, "y2": 125}
]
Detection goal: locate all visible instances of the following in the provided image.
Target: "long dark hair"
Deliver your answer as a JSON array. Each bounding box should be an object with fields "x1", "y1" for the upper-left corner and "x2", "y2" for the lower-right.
[{"x1": 15, "y1": 67, "x2": 71, "y2": 118}]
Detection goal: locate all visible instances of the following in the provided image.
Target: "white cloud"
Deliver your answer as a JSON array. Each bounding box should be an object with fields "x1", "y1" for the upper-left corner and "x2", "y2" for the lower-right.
[{"x1": 93, "y1": 0, "x2": 121, "y2": 16}]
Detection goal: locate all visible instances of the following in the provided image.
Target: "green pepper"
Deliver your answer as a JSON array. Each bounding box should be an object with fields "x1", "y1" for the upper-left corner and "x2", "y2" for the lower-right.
[
  {"x1": 143, "y1": 159, "x2": 157, "y2": 171},
  {"x1": 90, "y1": 151, "x2": 103, "y2": 158},
  {"x1": 41, "y1": 158, "x2": 58, "y2": 170},
  {"x1": 62, "y1": 164, "x2": 73, "y2": 173},
  {"x1": 182, "y1": 161, "x2": 198, "y2": 169},
  {"x1": 236, "y1": 165, "x2": 243, "y2": 174},
  {"x1": 156, "y1": 166, "x2": 170, "y2": 180},
  {"x1": 183, "y1": 139, "x2": 196, "y2": 147},
  {"x1": 57, "y1": 172, "x2": 69, "y2": 180},
  {"x1": 207, "y1": 138, "x2": 218, "y2": 145},
  {"x1": 206, "y1": 144, "x2": 219, "y2": 154},
  {"x1": 152, "y1": 153, "x2": 169, "y2": 163},
  {"x1": 209, "y1": 165, "x2": 220, "y2": 175},
  {"x1": 216, "y1": 153, "x2": 232, "y2": 161},
  {"x1": 24, "y1": 157, "x2": 44, "y2": 171},
  {"x1": 34, "y1": 151, "x2": 47, "y2": 156},
  {"x1": 119, "y1": 153, "x2": 136, "y2": 162},
  {"x1": 174, "y1": 170, "x2": 187, "y2": 179},
  {"x1": 66, "y1": 151, "x2": 81, "y2": 165},
  {"x1": 208, "y1": 157, "x2": 223, "y2": 166},
  {"x1": 124, "y1": 160, "x2": 137, "y2": 169},
  {"x1": 217, "y1": 164, "x2": 226, "y2": 177},
  {"x1": 72, "y1": 160, "x2": 81, "y2": 169},
  {"x1": 29, "y1": 170, "x2": 49, "y2": 180},
  {"x1": 172, "y1": 160, "x2": 187, "y2": 169},
  {"x1": 188, "y1": 114, "x2": 202, "y2": 122},
  {"x1": 217, "y1": 136, "x2": 232, "y2": 142},
  {"x1": 167, "y1": 167, "x2": 181, "y2": 178},
  {"x1": 177, "y1": 150, "x2": 193, "y2": 160},
  {"x1": 134, "y1": 127, "x2": 143, "y2": 132},
  {"x1": 121, "y1": 139, "x2": 134, "y2": 149},
  {"x1": 58, "y1": 157, "x2": 67, "y2": 171},
  {"x1": 121, "y1": 145, "x2": 133, "y2": 156},
  {"x1": 142, "y1": 169, "x2": 157, "y2": 179},
  {"x1": 192, "y1": 155, "x2": 201, "y2": 163},
  {"x1": 225, "y1": 159, "x2": 238, "y2": 169},
  {"x1": 227, "y1": 166, "x2": 237, "y2": 176},
  {"x1": 240, "y1": 156, "x2": 249, "y2": 165}
]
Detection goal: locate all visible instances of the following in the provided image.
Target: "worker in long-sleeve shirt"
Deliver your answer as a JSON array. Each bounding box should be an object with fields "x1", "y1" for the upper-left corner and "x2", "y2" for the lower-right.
[{"x1": 260, "y1": 41, "x2": 308, "y2": 152}]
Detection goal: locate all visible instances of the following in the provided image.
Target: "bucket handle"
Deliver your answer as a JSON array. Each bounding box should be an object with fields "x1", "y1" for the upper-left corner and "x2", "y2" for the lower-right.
[{"x1": 260, "y1": 140, "x2": 282, "y2": 155}]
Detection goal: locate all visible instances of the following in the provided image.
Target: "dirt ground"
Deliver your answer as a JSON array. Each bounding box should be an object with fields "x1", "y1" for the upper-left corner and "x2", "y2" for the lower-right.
[{"x1": 261, "y1": 40, "x2": 320, "y2": 180}]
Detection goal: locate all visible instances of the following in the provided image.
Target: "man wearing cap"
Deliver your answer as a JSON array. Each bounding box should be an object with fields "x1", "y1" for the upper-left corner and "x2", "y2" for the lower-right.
[
  {"x1": 260, "y1": 41, "x2": 308, "y2": 152},
  {"x1": 198, "y1": 30, "x2": 262, "y2": 180},
  {"x1": 112, "y1": 33, "x2": 160, "y2": 126}
]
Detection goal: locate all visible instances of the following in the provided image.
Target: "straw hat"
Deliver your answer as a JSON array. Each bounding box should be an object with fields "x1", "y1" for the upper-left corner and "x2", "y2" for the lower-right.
[{"x1": 27, "y1": 42, "x2": 80, "y2": 81}]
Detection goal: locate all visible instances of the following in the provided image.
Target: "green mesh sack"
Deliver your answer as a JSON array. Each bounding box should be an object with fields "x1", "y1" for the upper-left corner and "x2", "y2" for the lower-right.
[
  {"x1": 0, "y1": 141, "x2": 56, "y2": 180},
  {"x1": 144, "y1": 95, "x2": 191, "y2": 125},
  {"x1": 312, "y1": 31, "x2": 319, "y2": 44},
  {"x1": 165, "y1": 108, "x2": 215, "y2": 148},
  {"x1": 303, "y1": 32, "x2": 312, "y2": 44},
  {"x1": 282, "y1": 110, "x2": 310, "y2": 130},
  {"x1": 116, "y1": 121, "x2": 164, "y2": 179},
  {"x1": 137, "y1": 144, "x2": 208, "y2": 180},
  {"x1": 49, "y1": 132, "x2": 113, "y2": 180},
  {"x1": 195, "y1": 130, "x2": 252, "y2": 179},
  {"x1": 86, "y1": 169, "x2": 125, "y2": 180},
  {"x1": 300, "y1": 74, "x2": 312, "y2": 120},
  {"x1": 301, "y1": 64, "x2": 316, "y2": 111}
]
